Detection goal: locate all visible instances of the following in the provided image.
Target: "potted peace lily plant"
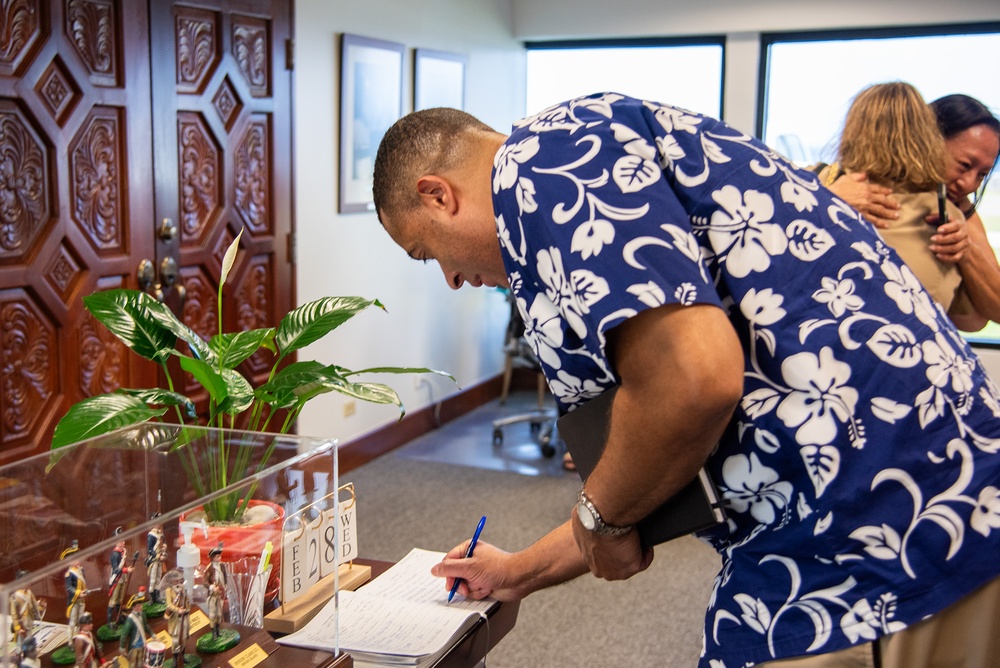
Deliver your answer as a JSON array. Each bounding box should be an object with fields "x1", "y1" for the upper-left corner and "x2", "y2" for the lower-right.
[{"x1": 50, "y1": 230, "x2": 450, "y2": 597}]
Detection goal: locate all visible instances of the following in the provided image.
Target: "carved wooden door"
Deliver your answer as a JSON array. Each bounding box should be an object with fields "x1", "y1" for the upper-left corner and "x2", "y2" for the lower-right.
[
  {"x1": 0, "y1": 1, "x2": 156, "y2": 464},
  {"x1": 0, "y1": 0, "x2": 293, "y2": 463},
  {"x1": 149, "y1": 0, "x2": 293, "y2": 420}
]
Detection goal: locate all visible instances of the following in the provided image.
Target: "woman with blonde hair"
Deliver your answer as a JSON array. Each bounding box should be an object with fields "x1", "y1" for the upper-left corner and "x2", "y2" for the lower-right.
[{"x1": 823, "y1": 81, "x2": 972, "y2": 316}]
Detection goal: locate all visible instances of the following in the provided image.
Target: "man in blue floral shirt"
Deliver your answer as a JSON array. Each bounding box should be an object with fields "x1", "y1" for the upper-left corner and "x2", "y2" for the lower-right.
[{"x1": 372, "y1": 93, "x2": 1000, "y2": 667}]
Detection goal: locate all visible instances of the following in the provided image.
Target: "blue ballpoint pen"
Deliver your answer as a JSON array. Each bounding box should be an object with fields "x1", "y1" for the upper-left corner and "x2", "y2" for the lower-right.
[{"x1": 448, "y1": 515, "x2": 486, "y2": 603}]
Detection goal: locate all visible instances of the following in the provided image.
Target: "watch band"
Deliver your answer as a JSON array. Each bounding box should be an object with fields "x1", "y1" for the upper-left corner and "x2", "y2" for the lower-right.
[{"x1": 577, "y1": 489, "x2": 633, "y2": 537}]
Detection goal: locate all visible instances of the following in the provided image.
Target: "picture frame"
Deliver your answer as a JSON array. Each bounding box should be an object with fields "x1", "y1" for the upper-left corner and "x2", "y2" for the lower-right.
[
  {"x1": 339, "y1": 34, "x2": 404, "y2": 214},
  {"x1": 414, "y1": 48, "x2": 466, "y2": 111}
]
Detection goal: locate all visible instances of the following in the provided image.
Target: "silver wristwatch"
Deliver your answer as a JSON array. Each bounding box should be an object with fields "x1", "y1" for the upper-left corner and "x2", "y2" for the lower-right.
[{"x1": 576, "y1": 489, "x2": 633, "y2": 537}]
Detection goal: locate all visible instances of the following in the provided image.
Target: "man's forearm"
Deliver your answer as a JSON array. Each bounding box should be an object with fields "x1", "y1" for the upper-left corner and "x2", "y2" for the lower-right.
[{"x1": 510, "y1": 520, "x2": 590, "y2": 595}]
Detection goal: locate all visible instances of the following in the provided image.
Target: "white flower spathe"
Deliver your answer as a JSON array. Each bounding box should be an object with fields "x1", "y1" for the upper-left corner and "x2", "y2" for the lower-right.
[
  {"x1": 776, "y1": 347, "x2": 858, "y2": 446},
  {"x1": 708, "y1": 186, "x2": 787, "y2": 278}
]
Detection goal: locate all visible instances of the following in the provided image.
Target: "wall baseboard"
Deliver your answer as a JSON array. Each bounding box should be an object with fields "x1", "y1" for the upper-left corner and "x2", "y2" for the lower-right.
[{"x1": 338, "y1": 369, "x2": 539, "y2": 474}]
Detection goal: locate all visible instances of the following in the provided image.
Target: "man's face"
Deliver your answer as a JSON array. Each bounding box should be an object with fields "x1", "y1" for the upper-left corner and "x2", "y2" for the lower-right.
[{"x1": 384, "y1": 207, "x2": 509, "y2": 291}]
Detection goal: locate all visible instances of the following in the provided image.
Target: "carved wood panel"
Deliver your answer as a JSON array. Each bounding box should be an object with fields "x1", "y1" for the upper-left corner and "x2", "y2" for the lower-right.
[
  {"x1": 0, "y1": 0, "x2": 156, "y2": 463},
  {"x1": 0, "y1": 0, "x2": 294, "y2": 463}
]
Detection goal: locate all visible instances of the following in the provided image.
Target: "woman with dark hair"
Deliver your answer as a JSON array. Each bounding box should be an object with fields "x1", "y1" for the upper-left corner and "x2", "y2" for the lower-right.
[{"x1": 929, "y1": 94, "x2": 1000, "y2": 331}]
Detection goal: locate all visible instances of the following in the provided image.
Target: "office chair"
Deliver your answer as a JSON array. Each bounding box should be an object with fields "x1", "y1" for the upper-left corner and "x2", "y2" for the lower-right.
[{"x1": 491, "y1": 293, "x2": 559, "y2": 457}]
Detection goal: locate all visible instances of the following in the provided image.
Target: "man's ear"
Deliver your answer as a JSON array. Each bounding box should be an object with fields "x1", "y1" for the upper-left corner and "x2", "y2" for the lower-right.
[{"x1": 416, "y1": 175, "x2": 458, "y2": 215}]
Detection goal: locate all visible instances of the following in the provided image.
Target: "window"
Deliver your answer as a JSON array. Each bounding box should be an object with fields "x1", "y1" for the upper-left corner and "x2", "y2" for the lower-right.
[
  {"x1": 526, "y1": 38, "x2": 724, "y2": 119},
  {"x1": 760, "y1": 25, "x2": 1000, "y2": 344}
]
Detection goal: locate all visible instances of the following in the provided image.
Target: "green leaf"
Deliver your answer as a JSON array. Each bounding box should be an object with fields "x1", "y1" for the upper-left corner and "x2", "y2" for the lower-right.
[
  {"x1": 255, "y1": 361, "x2": 342, "y2": 408},
  {"x1": 346, "y1": 366, "x2": 456, "y2": 383},
  {"x1": 179, "y1": 357, "x2": 229, "y2": 404},
  {"x1": 83, "y1": 290, "x2": 177, "y2": 363},
  {"x1": 260, "y1": 365, "x2": 403, "y2": 414},
  {"x1": 209, "y1": 329, "x2": 274, "y2": 369},
  {"x1": 337, "y1": 381, "x2": 405, "y2": 410},
  {"x1": 51, "y1": 394, "x2": 167, "y2": 448},
  {"x1": 215, "y1": 368, "x2": 254, "y2": 415},
  {"x1": 275, "y1": 297, "x2": 382, "y2": 355},
  {"x1": 117, "y1": 388, "x2": 197, "y2": 420},
  {"x1": 150, "y1": 310, "x2": 214, "y2": 364},
  {"x1": 178, "y1": 358, "x2": 253, "y2": 416}
]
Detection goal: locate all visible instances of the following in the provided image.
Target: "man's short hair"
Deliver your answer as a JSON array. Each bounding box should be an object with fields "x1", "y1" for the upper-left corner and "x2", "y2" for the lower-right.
[{"x1": 373, "y1": 108, "x2": 495, "y2": 225}]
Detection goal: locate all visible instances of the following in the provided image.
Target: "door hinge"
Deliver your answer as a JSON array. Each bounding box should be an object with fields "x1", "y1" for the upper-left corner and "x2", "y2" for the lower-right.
[
  {"x1": 287, "y1": 231, "x2": 296, "y2": 264},
  {"x1": 285, "y1": 38, "x2": 294, "y2": 70}
]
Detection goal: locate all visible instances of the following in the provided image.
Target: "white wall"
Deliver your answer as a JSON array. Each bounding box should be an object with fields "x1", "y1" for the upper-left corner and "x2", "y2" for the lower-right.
[
  {"x1": 294, "y1": 0, "x2": 525, "y2": 442},
  {"x1": 511, "y1": 0, "x2": 1000, "y2": 40}
]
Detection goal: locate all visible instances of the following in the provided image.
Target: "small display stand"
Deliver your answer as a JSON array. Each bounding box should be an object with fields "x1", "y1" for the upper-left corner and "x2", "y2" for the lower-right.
[{"x1": 264, "y1": 482, "x2": 371, "y2": 634}]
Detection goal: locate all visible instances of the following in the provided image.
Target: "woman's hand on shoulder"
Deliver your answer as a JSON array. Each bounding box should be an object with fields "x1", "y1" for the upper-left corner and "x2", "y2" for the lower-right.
[{"x1": 828, "y1": 172, "x2": 900, "y2": 228}]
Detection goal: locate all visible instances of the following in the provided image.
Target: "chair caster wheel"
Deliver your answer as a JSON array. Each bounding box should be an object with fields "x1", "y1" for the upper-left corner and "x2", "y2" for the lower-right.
[
  {"x1": 530, "y1": 422, "x2": 541, "y2": 435},
  {"x1": 492, "y1": 429, "x2": 503, "y2": 447},
  {"x1": 541, "y1": 443, "x2": 556, "y2": 458}
]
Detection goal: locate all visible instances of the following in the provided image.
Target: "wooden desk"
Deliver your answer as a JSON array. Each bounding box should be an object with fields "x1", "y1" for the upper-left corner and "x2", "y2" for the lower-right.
[{"x1": 37, "y1": 559, "x2": 518, "y2": 668}]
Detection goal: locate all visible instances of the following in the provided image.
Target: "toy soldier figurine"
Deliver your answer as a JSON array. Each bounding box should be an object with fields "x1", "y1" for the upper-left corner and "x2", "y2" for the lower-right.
[
  {"x1": 195, "y1": 543, "x2": 238, "y2": 653},
  {"x1": 63, "y1": 543, "x2": 87, "y2": 646},
  {"x1": 119, "y1": 588, "x2": 153, "y2": 668},
  {"x1": 204, "y1": 544, "x2": 227, "y2": 639},
  {"x1": 9, "y1": 570, "x2": 47, "y2": 650},
  {"x1": 106, "y1": 537, "x2": 132, "y2": 629},
  {"x1": 162, "y1": 571, "x2": 198, "y2": 668},
  {"x1": 72, "y1": 612, "x2": 104, "y2": 668},
  {"x1": 146, "y1": 523, "x2": 166, "y2": 605},
  {"x1": 18, "y1": 635, "x2": 40, "y2": 668}
]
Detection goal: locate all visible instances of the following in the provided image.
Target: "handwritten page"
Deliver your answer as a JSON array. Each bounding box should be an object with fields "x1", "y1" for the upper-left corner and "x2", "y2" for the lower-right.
[{"x1": 277, "y1": 548, "x2": 497, "y2": 664}]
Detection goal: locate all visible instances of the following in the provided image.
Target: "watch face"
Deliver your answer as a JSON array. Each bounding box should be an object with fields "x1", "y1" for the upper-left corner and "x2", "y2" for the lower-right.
[{"x1": 577, "y1": 501, "x2": 596, "y2": 531}]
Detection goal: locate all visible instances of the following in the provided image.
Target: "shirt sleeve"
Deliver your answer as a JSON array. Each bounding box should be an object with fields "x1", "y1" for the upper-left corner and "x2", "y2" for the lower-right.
[{"x1": 512, "y1": 112, "x2": 723, "y2": 352}]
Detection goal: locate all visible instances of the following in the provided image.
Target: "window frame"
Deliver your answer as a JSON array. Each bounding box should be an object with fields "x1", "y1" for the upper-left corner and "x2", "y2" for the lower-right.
[
  {"x1": 524, "y1": 35, "x2": 727, "y2": 119},
  {"x1": 756, "y1": 23, "x2": 1000, "y2": 349}
]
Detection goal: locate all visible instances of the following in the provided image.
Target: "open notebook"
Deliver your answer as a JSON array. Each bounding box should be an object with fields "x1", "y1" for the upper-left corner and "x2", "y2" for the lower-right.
[
  {"x1": 277, "y1": 547, "x2": 498, "y2": 666},
  {"x1": 557, "y1": 386, "x2": 727, "y2": 548}
]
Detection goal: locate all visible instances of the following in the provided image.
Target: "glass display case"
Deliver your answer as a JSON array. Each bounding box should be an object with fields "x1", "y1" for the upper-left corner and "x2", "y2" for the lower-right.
[{"x1": 0, "y1": 425, "x2": 339, "y2": 667}]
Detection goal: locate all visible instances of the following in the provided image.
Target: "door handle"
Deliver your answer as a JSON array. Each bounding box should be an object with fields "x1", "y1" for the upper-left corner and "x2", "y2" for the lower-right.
[
  {"x1": 137, "y1": 259, "x2": 155, "y2": 290},
  {"x1": 159, "y1": 217, "x2": 178, "y2": 242},
  {"x1": 160, "y1": 257, "x2": 179, "y2": 288}
]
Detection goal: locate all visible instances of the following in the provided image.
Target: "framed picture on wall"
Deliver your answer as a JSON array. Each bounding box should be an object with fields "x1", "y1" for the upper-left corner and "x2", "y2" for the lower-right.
[
  {"x1": 414, "y1": 48, "x2": 466, "y2": 111},
  {"x1": 339, "y1": 34, "x2": 404, "y2": 213}
]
